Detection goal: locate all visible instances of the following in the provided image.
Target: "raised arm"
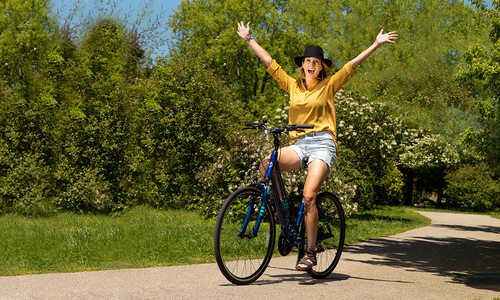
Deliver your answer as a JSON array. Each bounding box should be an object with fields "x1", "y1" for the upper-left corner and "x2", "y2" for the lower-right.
[
  {"x1": 237, "y1": 21, "x2": 273, "y2": 67},
  {"x1": 350, "y1": 29, "x2": 398, "y2": 68}
]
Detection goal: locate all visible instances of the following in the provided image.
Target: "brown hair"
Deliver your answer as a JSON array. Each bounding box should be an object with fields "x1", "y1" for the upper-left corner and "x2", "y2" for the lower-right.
[{"x1": 296, "y1": 60, "x2": 330, "y2": 89}]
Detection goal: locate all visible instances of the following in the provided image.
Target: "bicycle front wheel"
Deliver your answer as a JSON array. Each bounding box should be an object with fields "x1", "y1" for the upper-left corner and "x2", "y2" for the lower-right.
[
  {"x1": 214, "y1": 186, "x2": 276, "y2": 285},
  {"x1": 306, "y1": 192, "x2": 346, "y2": 279}
]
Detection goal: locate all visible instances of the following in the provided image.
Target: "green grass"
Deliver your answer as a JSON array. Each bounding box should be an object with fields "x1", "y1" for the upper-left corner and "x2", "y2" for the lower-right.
[
  {"x1": 345, "y1": 206, "x2": 431, "y2": 245},
  {"x1": 0, "y1": 206, "x2": 430, "y2": 276},
  {"x1": 0, "y1": 207, "x2": 215, "y2": 276},
  {"x1": 489, "y1": 211, "x2": 500, "y2": 219}
]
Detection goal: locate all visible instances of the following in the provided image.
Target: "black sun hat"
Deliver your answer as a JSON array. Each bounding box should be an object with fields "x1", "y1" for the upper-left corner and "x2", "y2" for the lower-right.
[{"x1": 294, "y1": 45, "x2": 332, "y2": 68}]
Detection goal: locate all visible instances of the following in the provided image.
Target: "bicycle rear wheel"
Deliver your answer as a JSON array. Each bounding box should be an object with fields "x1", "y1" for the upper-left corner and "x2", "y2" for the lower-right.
[
  {"x1": 214, "y1": 186, "x2": 276, "y2": 285},
  {"x1": 299, "y1": 192, "x2": 345, "y2": 279}
]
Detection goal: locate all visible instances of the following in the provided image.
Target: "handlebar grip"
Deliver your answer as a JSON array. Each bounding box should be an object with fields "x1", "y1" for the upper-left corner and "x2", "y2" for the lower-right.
[
  {"x1": 295, "y1": 124, "x2": 314, "y2": 129},
  {"x1": 244, "y1": 121, "x2": 260, "y2": 128}
]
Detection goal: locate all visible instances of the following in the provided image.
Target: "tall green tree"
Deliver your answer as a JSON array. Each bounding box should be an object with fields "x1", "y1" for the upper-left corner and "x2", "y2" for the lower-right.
[
  {"x1": 169, "y1": 0, "x2": 313, "y2": 115},
  {"x1": 0, "y1": 0, "x2": 63, "y2": 214},
  {"x1": 455, "y1": 0, "x2": 499, "y2": 171},
  {"x1": 127, "y1": 55, "x2": 240, "y2": 208},
  {"x1": 169, "y1": 1, "x2": 487, "y2": 111},
  {"x1": 53, "y1": 18, "x2": 145, "y2": 212}
]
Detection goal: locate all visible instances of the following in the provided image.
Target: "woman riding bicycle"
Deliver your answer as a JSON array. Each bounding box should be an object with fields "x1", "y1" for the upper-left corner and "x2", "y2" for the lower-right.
[{"x1": 237, "y1": 21, "x2": 398, "y2": 271}]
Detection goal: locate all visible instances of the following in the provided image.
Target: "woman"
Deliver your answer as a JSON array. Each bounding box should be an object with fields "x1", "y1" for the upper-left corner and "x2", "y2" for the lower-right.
[{"x1": 237, "y1": 21, "x2": 397, "y2": 271}]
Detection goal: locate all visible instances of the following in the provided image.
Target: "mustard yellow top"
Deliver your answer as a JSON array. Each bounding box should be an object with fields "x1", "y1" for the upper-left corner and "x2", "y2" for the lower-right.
[{"x1": 266, "y1": 60, "x2": 356, "y2": 143}]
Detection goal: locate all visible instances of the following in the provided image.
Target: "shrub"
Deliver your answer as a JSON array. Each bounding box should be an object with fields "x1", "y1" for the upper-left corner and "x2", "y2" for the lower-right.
[
  {"x1": 55, "y1": 167, "x2": 116, "y2": 213},
  {"x1": 132, "y1": 56, "x2": 239, "y2": 209},
  {"x1": 0, "y1": 153, "x2": 55, "y2": 216},
  {"x1": 444, "y1": 163, "x2": 499, "y2": 211},
  {"x1": 375, "y1": 162, "x2": 404, "y2": 205}
]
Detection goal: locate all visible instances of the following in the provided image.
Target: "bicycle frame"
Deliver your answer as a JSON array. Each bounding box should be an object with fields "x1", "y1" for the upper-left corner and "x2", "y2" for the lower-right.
[{"x1": 245, "y1": 143, "x2": 306, "y2": 246}]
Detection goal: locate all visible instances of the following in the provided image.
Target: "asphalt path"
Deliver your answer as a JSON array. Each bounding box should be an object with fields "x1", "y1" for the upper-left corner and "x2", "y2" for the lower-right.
[{"x1": 1, "y1": 211, "x2": 499, "y2": 299}]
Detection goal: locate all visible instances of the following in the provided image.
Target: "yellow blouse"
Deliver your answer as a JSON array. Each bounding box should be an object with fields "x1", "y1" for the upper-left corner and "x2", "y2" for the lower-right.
[{"x1": 266, "y1": 60, "x2": 356, "y2": 143}]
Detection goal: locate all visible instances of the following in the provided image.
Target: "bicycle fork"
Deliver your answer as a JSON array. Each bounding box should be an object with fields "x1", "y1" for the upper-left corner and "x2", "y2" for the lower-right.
[{"x1": 237, "y1": 184, "x2": 271, "y2": 239}]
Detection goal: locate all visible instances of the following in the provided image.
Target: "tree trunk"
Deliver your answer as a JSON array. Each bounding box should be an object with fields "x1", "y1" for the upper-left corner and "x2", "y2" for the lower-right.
[{"x1": 401, "y1": 167, "x2": 414, "y2": 206}]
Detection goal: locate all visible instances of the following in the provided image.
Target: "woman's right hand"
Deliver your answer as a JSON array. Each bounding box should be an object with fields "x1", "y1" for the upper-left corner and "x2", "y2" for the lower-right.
[
  {"x1": 236, "y1": 21, "x2": 273, "y2": 66},
  {"x1": 237, "y1": 21, "x2": 251, "y2": 41}
]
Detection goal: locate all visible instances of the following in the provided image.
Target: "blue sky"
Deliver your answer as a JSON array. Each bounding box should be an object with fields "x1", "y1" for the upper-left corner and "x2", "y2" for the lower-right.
[{"x1": 50, "y1": 0, "x2": 182, "y2": 57}]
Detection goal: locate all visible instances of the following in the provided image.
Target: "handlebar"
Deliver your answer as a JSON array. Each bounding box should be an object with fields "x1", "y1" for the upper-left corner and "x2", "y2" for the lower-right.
[
  {"x1": 244, "y1": 121, "x2": 313, "y2": 134},
  {"x1": 243, "y1": 119, "x2": 314, "y2": 150}
]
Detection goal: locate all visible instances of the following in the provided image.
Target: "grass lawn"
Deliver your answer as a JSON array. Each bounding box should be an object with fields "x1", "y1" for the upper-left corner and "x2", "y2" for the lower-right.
[
  {"x1": 489, "y1": 211, "x2": 500, "y2": 219},
  {"x1": 0, "y1": 206, "x2": 430, "y2": 276}
]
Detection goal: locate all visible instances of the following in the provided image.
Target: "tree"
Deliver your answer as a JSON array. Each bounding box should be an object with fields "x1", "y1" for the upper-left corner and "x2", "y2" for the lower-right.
[
  {"x1": 400, "y1": 134, "x2": 461, "y2": 205},
  {"x1": 455, "y1": 0, "x2": 499, "y2": 172},
  {"x1": 53, "y1": 18, "x2": 146, "y2": 212},
  {"x1": 445, "y1": 163, "x2": 499, "y2": 211},
  {"x1": 0, "y1": 0, "x2": 63, "y2": 214},
  {"x1": 169, "y1": 0, "x2": 487, "y2": 112},
  {"x1": 129, "y1": 56, "x2": 240, "y2": 208},
  {"x1": 168, "y1": 0, "x2": 307, "y2": 115}
]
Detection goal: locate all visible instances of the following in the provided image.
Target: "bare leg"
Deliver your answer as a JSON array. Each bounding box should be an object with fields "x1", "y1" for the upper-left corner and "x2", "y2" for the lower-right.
[
  {"x1": 303, "y1": 160, "x2": 330, "y2": 251},
  {"x1": 259, "y1": 147, "x2": 301, "y2": 200},
  {"x1": 259, "y1": 146, "x2": 301, "y2": 175}
]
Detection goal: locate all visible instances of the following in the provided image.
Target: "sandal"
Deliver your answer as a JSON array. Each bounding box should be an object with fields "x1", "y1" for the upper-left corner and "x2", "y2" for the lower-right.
[{"x1": 296, "y1": 249, "x2": 317, "y2": 271}]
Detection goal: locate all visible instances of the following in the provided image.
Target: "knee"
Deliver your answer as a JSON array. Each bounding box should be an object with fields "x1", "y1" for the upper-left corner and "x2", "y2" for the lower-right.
[{"x1": 302, "y1": 190, "x2": 317, "y2": 210}]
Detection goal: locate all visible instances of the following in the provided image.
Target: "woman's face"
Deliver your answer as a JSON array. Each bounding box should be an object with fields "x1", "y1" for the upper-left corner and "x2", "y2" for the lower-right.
[{"x1": 302, "y1": 57, "x2": 323, "y2": 79}]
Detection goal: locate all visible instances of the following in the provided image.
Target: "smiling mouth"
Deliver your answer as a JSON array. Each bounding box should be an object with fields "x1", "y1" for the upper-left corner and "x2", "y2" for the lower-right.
[{"x1": 308, "y1": 69, "x2": 315, "y2": 74}]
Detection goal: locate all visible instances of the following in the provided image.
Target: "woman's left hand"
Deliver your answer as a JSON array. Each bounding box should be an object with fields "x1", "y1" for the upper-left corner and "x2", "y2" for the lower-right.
[{"x1": 375, "y1": 29, "x2": 398, "y2": 46}]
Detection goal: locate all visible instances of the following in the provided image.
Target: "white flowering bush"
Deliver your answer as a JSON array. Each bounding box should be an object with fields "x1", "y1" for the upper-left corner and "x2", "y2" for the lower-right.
[
  {"x1": 335, "y1": 90, "x2": 422, "y2": 169},
  {"x1": 334, "y1": 91, "x2": 419, "y2": 207},
  {"x1": 399, "y1": 134, "x2": 460, "y2": 172}
]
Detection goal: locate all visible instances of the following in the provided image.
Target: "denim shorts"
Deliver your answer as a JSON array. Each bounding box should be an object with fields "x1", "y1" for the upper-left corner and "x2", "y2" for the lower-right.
[{"x1": 289, "y1": 131, "x2": 337, "y2": 169}]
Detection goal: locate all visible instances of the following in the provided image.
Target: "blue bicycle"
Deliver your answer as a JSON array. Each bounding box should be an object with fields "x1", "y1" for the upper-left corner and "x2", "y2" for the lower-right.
[{"x1": 214, "y1": 119, "x2": 346, "y2": 285}]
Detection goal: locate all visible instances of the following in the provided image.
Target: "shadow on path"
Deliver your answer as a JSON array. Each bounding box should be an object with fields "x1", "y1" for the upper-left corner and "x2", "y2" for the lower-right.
[{"x1": 344, "y1": 226, "x2": 500, "y2": 292}]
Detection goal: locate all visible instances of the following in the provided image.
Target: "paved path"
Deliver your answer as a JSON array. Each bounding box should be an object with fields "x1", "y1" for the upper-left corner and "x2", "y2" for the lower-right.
[{"x1": 1, "y1": 211, "x2": 499, "y2": 299}]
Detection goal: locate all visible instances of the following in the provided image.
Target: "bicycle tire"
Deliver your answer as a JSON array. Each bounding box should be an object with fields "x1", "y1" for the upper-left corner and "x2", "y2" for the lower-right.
[
  {"x1": 297, "y1": 192, "x2": 346, "y2": 279},
  {"x1": 214, "y1": 186, "x2": 276, "y2": 285}
]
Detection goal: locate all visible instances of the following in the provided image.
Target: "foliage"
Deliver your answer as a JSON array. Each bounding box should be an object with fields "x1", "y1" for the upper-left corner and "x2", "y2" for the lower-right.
[
  {"x1": 398, "y1": 134, "x2": 461, "y2": 202},
  {"x1": 131, "y1": 55, "x2": 239, "y2": 209},
  {"x1": 455, "y1": 0, "x2": 500, "y2": 170},
  {"x1": 444, "y1": 163, "x2": 500, "y2": 211},
  {"x1": 52, "y1": 18, "x2": 142, "y2": 213},
  {"x1": 192, "y1": 128, "x2": 271, "y2": 217},
  {"x1": 335, "y1": 91, "x2": 420, "y2": 171},
  {"x1": 333, "y1": 91, "x2": 418, "y2": 208},
  {"x1": 168, "y1": 0, "x2": 496, "y2": 212},
  {"x1": 400, "y1": 134, "x2": 461, "y2": 173},
  {"x1": 376, "y1": 162, "x2": 405, "y2": 205},
  {"x1": 0, "y1": 0, "x2": 498, "y2": 215},
  {"x1": 169, "y1": 0, "x2": 487, "y2": 121},
  {"x1": 0, "y1": 2, "x2": 239, "y2": 214},
  {"x1": 0, "y1": 0, "x2": 61, "y2": 215},
  {"x1": 168, "y1": 0, "x2": 310, "y2": 117}
]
